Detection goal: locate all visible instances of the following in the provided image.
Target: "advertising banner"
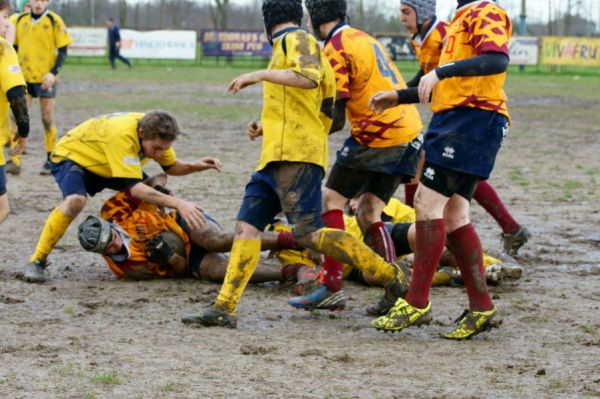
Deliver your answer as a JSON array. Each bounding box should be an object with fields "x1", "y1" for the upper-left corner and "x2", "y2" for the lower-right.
[
  {"x1": 69, "y1": 27, "x2": 107, "y2": 56},
  {"x1": 374, "y1": 34, "x2": 416, "y2": 61},
  {"x1": 509, "y1": 36, "x2": 539, "y2": 65},
  {"x1": 201, "y1": 30, "x2": 272, "y2": 57},
  {"x1": 541, "y1": 36, "x2": 600, "y2": 66},
  {"x1": 119, "y1": 30, "x2": 197, "y2": 60}
]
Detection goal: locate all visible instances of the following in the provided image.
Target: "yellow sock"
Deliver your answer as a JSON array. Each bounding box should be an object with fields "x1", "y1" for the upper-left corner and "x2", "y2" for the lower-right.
[
  {"x1": 9, "y1": 133, "x2": 20, "y2": 166},
  {"x1": 314, "y1": 227, "x2": 400, "y2": 286},
  {"x1": 215, "y1": 239, "x2": 261, "y2": 315},
  {"x1": 30, "y1": 207, "x2": 74, "y2": 262},
  {"x1": 45, "y1": 126, "x2": 57, "y2": 153}
]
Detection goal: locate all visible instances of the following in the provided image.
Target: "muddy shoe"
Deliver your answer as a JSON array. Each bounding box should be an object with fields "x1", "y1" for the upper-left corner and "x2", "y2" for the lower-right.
[
  {"x1": 501, "y1": 226, "x2": 531, "y2": 256},
  {"x1": 181, "y1": 306, "x2": 237, "y2": 329},
  {"x1": 502, "y1": 263, "x2": 523, "y2": 281},
  {"x1": 40, "y1": 160, "x2": 52, "y2": 176},
  {"x1": 365, "y1": 261, "x2": 411, "y2": 316},
  {"x1": 371, "y1": 298, "x2": 432, "y2": 332},
  {"x1": 5, "y1": 161, "x2": 20, "y2": 175},
  {"x1": 288, "y1": 284, "x2": 346, "y2": 311},
  {"x1": 441, "y1": 307, "x2": 501, "y2": 340},
  {"x1": 485, "y1": 263, "x2": 505, "y2": 286},
  {"x1": 23, "y1": 260, "x2": 49, "y2": 283},
  {"x1": 293, "y1": 267, "x2": 320, "y2": 296}
]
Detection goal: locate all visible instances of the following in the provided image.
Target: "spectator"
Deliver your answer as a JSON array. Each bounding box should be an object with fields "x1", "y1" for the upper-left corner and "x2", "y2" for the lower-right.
[{"x1": 106, "y1": 17, "x2": 131, "y2": 69}]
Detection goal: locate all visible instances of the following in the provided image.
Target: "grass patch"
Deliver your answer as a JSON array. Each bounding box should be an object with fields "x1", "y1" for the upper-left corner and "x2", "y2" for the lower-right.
[
  {"x1": 161, "y1": 382, "x2": 175, "y2": 392},
  {"x1": 63, "y1": 306, "x2": 75, "y2": 315},
  {"x1": 90, "y1": 371, "x2": 122, "y2": 385}
]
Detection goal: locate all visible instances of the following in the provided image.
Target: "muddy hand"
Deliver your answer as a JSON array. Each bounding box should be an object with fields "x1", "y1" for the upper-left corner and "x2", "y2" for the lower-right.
[
  {"x1": 9, "y1": 137, "x2": 27, "y2": 156},
  {"x1": 369, "y1": 90, "x2": 399, "y2": 114},
  {"x1": 41, "y1": 73, "x2": 56, "y2": 91},
  {"x1": 177, "y1": 200, "x2": 206, "y2": 230},
  {"x1": 247, "y1": 121, "x2": 263, "y2": 140},
  {"x1": 228, "y1": 72, "x2": 261, "y2": 93}
]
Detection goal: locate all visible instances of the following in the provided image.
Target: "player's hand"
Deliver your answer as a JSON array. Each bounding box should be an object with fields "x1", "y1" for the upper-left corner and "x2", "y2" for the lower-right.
[
  {"x1": 369, "y1": 90, "x2": 399, "y2": 114},
  {"x1": 146, "y1": 234, "x2": 174, "y2": 264},
  {"x1": 9, "y1": 136, "x2": 27, "y2": 156},
  {"x1": 247, "y1": 121, "x2": 263, "y2": 140},
  {"x1": 194, "y1": 157, "x2": 223, "y2": 172},
  {"x1": 42, "y1": 73, "x2": 56, "y2": 90},
  {"x1": 228, "y1": 71, "x2": 262, "y2": 93},
  {"x1": 176, "y1": 199, "x2": 206, "y2": 230},
  {"x1": 418, "y1": 70, "x2": 440, "y2": 104}
]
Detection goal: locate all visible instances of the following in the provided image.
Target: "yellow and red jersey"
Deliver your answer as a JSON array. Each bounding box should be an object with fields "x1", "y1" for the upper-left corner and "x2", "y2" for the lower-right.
[
  {"x1": 14, "y1": 10, "x2": 73, "y2": 83},
  {"x1": 51, "y1": 113, "x2": 177, "y2": 179},
  {"x1": 325, "y1": 25, "x2": 422, "y2": 148},
  {"x1": 412, "y1": 18, "x2": 449, "y2": 73},
  {"x1": 99, "y1": 190, "x2": 191, "y2": 279},
  {"x1": 432, "y1": 1, "x2": 512, "y2": 120},
  {"x1": 258, "y1": 28, "x2": 335, "y2": 172},
  {"x1": 0, "y1": 38, "x2": 26, "y2": 167}
]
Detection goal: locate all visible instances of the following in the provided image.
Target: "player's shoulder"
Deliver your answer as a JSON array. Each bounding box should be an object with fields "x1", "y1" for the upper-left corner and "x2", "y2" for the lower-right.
[
  {"x1": 468, "y1": 0, "x2": 508, "y2": 15},
  {"x1": 46, "y1": 10, "x2": 68, "y2": 26},
  {"x1": 14, "y1": 11, "x2": 30, "y2": 25}
]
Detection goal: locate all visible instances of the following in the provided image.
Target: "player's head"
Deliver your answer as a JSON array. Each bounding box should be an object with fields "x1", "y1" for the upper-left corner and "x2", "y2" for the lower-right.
[
  {"x1": 400, "y1": 0, "x2": 436, "y2": 34},
  {"x1": 106, "y1": 17, "x2": 114, "y2": 27},
  {"x1": 30, "y1": 0, "x2": 50, "y2": 15},
  {"x1": 78, "y1": 215, "x2": 123, "y2": 255},
  {"x1": 0, "y1": 0, "x2": 10, "y2": 38},
  {"x1": 138, "y1": 110, "x2": 181, "y2": 159},
  {"x1": 261, "y1": 0, "x2": 303, "y2": 44},
  {"x1": 17, "y1": 0, "x2": 31, "y2": 12},
  {"x1": 305, "y1": 0, "x2": 347, "y2": 41}
]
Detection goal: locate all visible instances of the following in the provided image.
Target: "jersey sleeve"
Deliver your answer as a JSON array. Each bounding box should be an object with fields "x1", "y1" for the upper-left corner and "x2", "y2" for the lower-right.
[
  {"x1": 0, "y1": 42, "x2": 26, "y2": 94},
  {"x1": 325, "y1": 36, "x2": 351, "y2": 101},
  {"x1": 53, "y1": 14, "x2": 74, "y2": 48},
  {"x1": 156, "y1": 147, "x2": 177, "y2": 169},
  {"x1": 105, "y1": 135, "x2": 144, "y2": 179},
  {"x1": 469, "y1": 5, "x2": 511, "y2": 56},
  {"x1": 285, "y1": 31, "x2": 323, "y2": 85}
]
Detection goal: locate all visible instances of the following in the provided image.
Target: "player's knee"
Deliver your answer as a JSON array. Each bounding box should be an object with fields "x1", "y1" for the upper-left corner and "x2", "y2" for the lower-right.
[
  {"x1": 41, "y1": 116, "x2": 54, "y2": 131},
  {"x1": 323, "y1": 188, "x2": 347, "y2": 210},
  {"x1": 63, "y1": 195, "x2": 87, "y2": 217},
  {"x1": 0, "y1": 201, "x2": 9, "y2": 224}
]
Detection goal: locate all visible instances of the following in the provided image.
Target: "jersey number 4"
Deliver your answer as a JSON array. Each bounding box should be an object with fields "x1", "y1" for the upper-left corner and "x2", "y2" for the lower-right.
[{"x1": 372, "y1": 44, "x2": 398, "y2": 84}]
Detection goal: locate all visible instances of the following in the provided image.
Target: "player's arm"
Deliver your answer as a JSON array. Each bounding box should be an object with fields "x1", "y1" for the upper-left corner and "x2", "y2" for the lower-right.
[
  {"x1": 42, "y1": 46, "x2": 68, "y2": 90},
  {"x1": 418, "y1": 52, "x2": 509, "y2": 103},
  {"x1": 7, "y1": 86, "x2": 30, "y2": 156},
  {"x1": 330, "y1": 99, "x2": 348, "y2": 134},
  {"x1": 146, "y1": 234, "x2": 188, "y2": 276},
  {"x1": 406, "y1": 68, "x2": 424, "y2": 88},
  {"x1": 162, "y1": 158, "x2": 223, "y2": 176},
  {"x1": 228, "y1": 69, "x2": 317, "y2": 93}
]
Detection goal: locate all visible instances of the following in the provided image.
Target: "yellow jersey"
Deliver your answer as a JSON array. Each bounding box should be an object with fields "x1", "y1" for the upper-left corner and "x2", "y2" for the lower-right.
[
  {"x1": 257, "y1": 28, "x2": 335, "y2": 172},
  {"x1": 0, "y1": 39, "x2": 26, "y2": 167},
  {"x1": 412, "y1": 18, "x2": 448, "y2": 74},
  {"x1": 432, "y1": 1, "x2": 512, "y2": 119},
  {"x1": 51, "y1": 113, "x2": 177, "y2": 179},
  {"x1": 325, "y1": 25, "x2": 422, "y2": 148},
  {"x1": 14, "y1": 10, "x2": 73, "y2": 83},
  {"x1": 100, "y1": 190, "x2": 191, "y2": 279}
]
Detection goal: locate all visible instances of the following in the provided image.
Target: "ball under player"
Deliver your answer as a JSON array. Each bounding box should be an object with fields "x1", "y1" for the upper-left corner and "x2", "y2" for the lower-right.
[
  {"x1": 21, "y1": 111, "x2": 222, "y2": 283},
  {"x1": 14, "y1": 0, "x2": 72, "y2": 175},
  {"x1": 0, "y1": 0, "x2": 29, "y2": 225},
  {"x1": 181, "y1": 0, "x2": 409, "y2": 329},
  {"x1": 289, "y1": 0, "x2": 423, "y2": 316},
  {"x1": 370, "y1": 0, "x2": 513, "y2": 339},
  {"x1": 375, "y1": 0, "x2": 531, "y2": 256}
]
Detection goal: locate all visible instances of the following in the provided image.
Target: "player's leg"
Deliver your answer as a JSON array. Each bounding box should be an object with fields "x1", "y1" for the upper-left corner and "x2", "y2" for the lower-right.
[
  {"x1": 198, "y1": 252, "x2": 284, "y2": 284},
  {"x1": 40, "y1": 96, "x2": 57, "y2": 175},
  {"x1": 0, "y1": 166, "x2": 8, "y2": 224},
  {"x1": 109, "y1": 46, "x2": 117, "y2": 69},
  {"x1": 116, "y1": 49, "x2": 132, "y2": 67},
  {"x1": 6, "y1": 114, "x2": 21, "y2": 174}
]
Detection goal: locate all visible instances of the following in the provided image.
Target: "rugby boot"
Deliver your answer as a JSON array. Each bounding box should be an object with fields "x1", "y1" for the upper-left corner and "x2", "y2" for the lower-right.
[
  {"x1": 293, "y1": 266, "x2": 320, "y2": 296},
  {"x1": 23, "y1": 259, "x2": 49, "y2": 283},
  {"x1": 441, "y1": 307, "x2": 500, "y2": 340},
  {"x1": 501, "y1": 226, "x2": 531, "y2": 256},
  {"x1": 181, "y1": 306, "x2": 237, "y2": 329},
  {"x1": 5, "y1": 160, "x2": 20, "y2": 175},
  {"x1": 40, "y1": 160, "x2": 53, "y2": 176},
  {"x1": 484, "y1": 263, "x2": 505, "y2": 286},
  {"x1": 288, "y1": 284, "x2": 347, "y2": 311},
  {"x1": 365, "y1": 261, "x2": 411, "y2": 316},
  {"x1": 372, "y1": 298, "x2": 432, "y2": 332}
]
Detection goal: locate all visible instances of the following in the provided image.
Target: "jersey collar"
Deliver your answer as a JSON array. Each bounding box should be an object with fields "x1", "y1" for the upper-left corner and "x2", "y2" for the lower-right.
[
  {"x1": 324, "y1": 21, "x2": 349, "y2": 45},
  {"x1": 413, "y1": 17, "x2": 439, "y2": 46},
  {"x1": 271, "y1": 26, "x2": 301, "y2": 43},
  {"x1": 29, "y1": 9, "x2": 49, "y2": 25}
]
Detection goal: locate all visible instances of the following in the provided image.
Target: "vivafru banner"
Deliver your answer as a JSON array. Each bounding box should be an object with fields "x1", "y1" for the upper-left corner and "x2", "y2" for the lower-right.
[
  {"x1": 201, "y1": 30, "x2": 272, "y2": 57},
  {"x1": 541, "y1": 36, "x2": 600, "y2": 66}
]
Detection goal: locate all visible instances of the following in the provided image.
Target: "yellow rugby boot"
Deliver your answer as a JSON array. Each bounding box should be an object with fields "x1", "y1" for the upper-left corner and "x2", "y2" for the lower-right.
[
  {"x1": 371, "y1": 298, "x2": 432, "y2": 332},
  {"x1": 441, "y1": 307, "x2": 500, "y2": 340}
]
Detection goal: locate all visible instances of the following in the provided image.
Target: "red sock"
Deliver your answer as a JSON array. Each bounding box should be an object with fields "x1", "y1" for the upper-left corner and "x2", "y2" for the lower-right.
[
  {"x1": 364, "y1": 221, "x2": 396, "y2": 262},
  {"x1": 404, "y1": 183, "x2": 418, "y2": 208},
  {"x1": 473, "y1": 181, "x2": 519, "y2": 234},
  {"x1": 276, "y1": 231, "x2": 300, "y2": 250},
  {"x1": 447, "y1": 224, "x2": 494, "y2": 312},
  {"x1": 405, "y1": 219, "x2": 446, "y2": 309},
  {"x1": 321, "y1": 209, "x2": 345, "y2": 292}
]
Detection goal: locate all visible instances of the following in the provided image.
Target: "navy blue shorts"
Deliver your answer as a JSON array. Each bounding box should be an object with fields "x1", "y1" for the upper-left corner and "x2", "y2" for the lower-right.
[
  {"x1": 0, "y1": 165, "x2": 6, "y2": 196},
  {"x1": 51, "y1": 160, "x2": 140, "y2": 197},
  {"x1": 176, "y1": 212, "x2": 222, "y2": 278},
  {"x1": 27, "y1": 83, "x2": 57, "y2": 99},
  {"x1": 237, "y1": 161, "x2": 324, "y2": 237},
  {"x1": 424, "y1": 108, "x2": 508, "y2": 179}
]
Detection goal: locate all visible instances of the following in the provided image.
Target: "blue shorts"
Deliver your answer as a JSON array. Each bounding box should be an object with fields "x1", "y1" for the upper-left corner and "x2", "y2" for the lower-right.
[
  {"x1": 27, "y1": 83, "x2": 56, "y2": 99},
  {"x1": 424, "y1": 108, "x2": 508, "y2": 179},
  {"x1": 176, "y1": 212, "x2": 222, "y2": 278},
  {"x1": 335, "y1": 135, "x2": 422, "y2": 177},
  {"x1": 0, "y1": 165, "x2": 6, "y2": 196},
  {"x1": 51, "y1": 160, "x2": 141, "y2": 197},
  {"x1": 237, "y1": 161, "x2": 324, "y2": 236}
]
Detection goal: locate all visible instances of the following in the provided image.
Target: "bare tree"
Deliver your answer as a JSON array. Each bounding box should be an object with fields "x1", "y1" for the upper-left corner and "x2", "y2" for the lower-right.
[{"x1": 209, "y1": 0, "x2": 230, "y2": 29}]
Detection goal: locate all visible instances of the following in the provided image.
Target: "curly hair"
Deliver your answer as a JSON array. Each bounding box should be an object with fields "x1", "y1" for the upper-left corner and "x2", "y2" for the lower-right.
[{"x1": 138, "y1": 110, "x2": 181, "y2": 142}]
